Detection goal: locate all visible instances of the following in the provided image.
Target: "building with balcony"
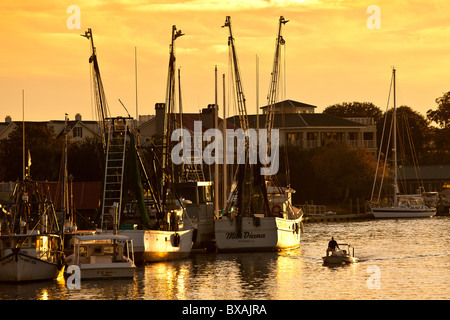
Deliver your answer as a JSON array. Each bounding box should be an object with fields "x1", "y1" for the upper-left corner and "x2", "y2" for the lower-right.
[{"x1": 227, "y1": 99, "x2": 378, "y2": 153}]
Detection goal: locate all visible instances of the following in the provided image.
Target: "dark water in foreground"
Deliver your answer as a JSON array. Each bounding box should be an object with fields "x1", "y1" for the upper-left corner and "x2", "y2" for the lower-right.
[{"x1": 0, "y1": 217, "x2": 448, "y2": 300}]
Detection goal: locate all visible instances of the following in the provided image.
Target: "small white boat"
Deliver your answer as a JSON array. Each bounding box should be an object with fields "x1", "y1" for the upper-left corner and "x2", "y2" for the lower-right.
[
  {"x1": 64, "y1": 234, "x2": 136, "y2": 279},
  {"x1": 371, "y1": 195, "x2": 436, "y2": 218},
  {"x1": 322, "y1": 243, "x2": 359, "y2": 266},
  {"x1": 369, "y1": 68, "x2": 436, "y2": 219}
]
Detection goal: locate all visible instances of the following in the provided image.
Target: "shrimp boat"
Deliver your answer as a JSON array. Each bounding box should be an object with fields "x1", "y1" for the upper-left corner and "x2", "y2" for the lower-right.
[
  {"x1": 214, "y1": 16, "x2": 303, "y2": 252},
  {"x1": 322, "y1": 243, "x2": 359, "y2": 266},
  {"x1": 0, "y1": 178, "x2": 64, "y2": 282},
  {"x1": 215, "y1": 186, "x2": 303, "y2": 252},
  {"x1": 369, "y1": 68, "x2": 436, "y2": 219},
  {"x1": 64, "y1": 234, "x2": 135, "y2": 279},
  {"x1": 82, "y1": 27, "x2": 194, "y2": 263}
]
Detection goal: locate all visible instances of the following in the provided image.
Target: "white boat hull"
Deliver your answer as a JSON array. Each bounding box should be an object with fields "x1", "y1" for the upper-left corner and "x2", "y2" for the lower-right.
[
  {"x1": 371, "y1": 207, "x2": 436, "y2": 218},
  {"x1": 0, "y1": 252, "x2": 61, "y2": 282},
  {"x1": 78, "y1": 262, "x2": 135, "y2": 279},
  {"x1": 113, "y1": 229, "x2": 194, "y2": 263},
  {"x1": 214, "y1": 217, "x2": 302, "y2": 252}
]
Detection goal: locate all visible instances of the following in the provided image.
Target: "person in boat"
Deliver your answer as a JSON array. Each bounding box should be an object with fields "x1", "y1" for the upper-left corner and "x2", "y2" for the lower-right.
[{"x1": 326, "y1": 237, "x2": 340, "y2": 256}]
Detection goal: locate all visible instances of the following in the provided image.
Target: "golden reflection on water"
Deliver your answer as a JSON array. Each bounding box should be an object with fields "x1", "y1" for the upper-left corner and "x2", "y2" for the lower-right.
[
  {"x1": 143, "y1": 262, "x2": 191, "y2": 299},
  {"x1": 1, "y1": 218, "x2": 448, "y2": 300}
]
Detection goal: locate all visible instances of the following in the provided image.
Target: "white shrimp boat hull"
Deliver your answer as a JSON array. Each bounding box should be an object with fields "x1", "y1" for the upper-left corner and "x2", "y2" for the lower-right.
[
  {"x1": 371, "y1": 207, "x2": 436, "y2": 218},
  {"x1": 214, "y1": 217, "x2": 302, "y2": 252},
  {"x1": 112, "y1": 229, "x2": 194, "y2": 263},
  {"x1": 0, "y1": 253, "x2": 61, "y2": 282}
]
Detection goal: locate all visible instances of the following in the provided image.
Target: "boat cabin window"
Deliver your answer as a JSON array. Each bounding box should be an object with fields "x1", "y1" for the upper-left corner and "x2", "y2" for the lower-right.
[{"x1": 93, "y1": 246, "x2": 102, "y2": 254}]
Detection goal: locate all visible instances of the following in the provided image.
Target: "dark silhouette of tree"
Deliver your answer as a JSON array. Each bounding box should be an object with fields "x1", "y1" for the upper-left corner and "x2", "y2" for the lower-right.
[
  {"x1": 324, "y1": 101, "x2": 383, "y2": 123},
  {"x1": 379, "y1": 106, "x2": 430, "y2": 165},
  {"x1": 427, "y1": 91, "x2": 450, "y2": 128},
  {"x1": 0, "y1": 124, "x2": 63, "y2": 181}
]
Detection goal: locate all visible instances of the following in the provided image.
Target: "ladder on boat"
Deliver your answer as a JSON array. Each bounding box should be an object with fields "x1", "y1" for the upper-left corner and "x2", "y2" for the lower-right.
[
  {"x1": 184, "y1": 141, "x2": 205, "y2": 182},
  {"x1": 100, "y1": 118, "x2": 128, "y2": 231}
]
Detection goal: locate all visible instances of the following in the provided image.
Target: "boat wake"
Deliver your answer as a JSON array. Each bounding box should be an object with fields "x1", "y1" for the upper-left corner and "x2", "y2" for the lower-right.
[{"x1": 357, "y1": 252, "x2": 449, "y2": 263}]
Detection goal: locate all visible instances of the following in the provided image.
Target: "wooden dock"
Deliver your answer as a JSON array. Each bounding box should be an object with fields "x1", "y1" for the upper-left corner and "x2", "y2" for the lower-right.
[{"x1": 303, "y1": 213, "x2": 374, "y2": 223}]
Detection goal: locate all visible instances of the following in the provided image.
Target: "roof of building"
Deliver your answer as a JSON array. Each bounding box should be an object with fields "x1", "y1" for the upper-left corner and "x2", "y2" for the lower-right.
[
  {"x1": 401, "y1": 165, "x2": 450, "y2": 181},
  {"x1": 260, "y1": 99, "x2": 317, "y2": 110},
  {"x1": 139, "y1": 112, "x2": 238, "y2": 132},
  {"x1": 227, "y1": 113, "x2": 365, "y2": 129}
]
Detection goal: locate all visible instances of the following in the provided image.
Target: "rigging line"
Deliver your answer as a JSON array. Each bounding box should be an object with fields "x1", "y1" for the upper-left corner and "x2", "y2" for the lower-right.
[
  {"x1": 404, "y1": 115, "x2": 424, "y2": 190},
  {"x1": 371, "y1": 70, "x2": 393, "y2": 202},
  {"x1": 378, "y1": 109, "x2": 394, "y2": 202}
]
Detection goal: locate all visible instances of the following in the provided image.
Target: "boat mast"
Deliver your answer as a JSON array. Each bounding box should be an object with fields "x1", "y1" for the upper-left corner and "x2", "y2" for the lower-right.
[
  {"x1": 161, "y1": 25, "x2": 184, "y2": 214},
  {"x1": 393, "y1": 67, "x2": 398, "y2": 206},
  {"x1": 81, "y1": 28, "x2": 110, "y2": 150},
  {"x1": 222, "y1": 16, "x2": 248, "y2": 216},
  {"x1": 222, "y1": 16, "x2": 249, "y2": 131},
  {"x1": 178, "y1": 67, "x2": 185, "y2": 182},
  {"x1": 22, "y1": 90, "x2": 25, "y2": 180},
  {"x1": 266, "y1": 16, "x2": 288, "y2": 141},
  {"x1": 266, "y1": 16, "x2": 289, "y2": 193}
]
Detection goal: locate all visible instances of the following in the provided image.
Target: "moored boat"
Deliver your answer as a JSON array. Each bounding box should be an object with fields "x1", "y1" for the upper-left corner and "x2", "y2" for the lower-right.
[
  {"x1": 215, "y1": 187, "x2": 303, "y2": 252},
  {"x1": 82, "y1": 27, "x2": 195, "y2": 264},
  {"x1": 371, "y1": 195, "x2": 436, "y2": 218},
  {"x1": 214, "y1": 16, "x2": 303, "y2": 252},
  {"x1": 0, "y1": 178, "x2": 64, "y2": 282},
  {"x1": 64, "y1": 234, "x2": 135, "y2": 279},
  {"x1": 369, "y1": 68, "x2": 436, "y2": 219}
]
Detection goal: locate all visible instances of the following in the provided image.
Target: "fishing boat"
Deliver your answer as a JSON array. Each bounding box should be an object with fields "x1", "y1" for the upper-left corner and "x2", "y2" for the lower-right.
[
  {"x1": 214, "y1": 16, "x2": 303, "y2": 252},
  {"x1": 215, "y1": 186, "x2": 303, "y2": 251},
  {"x1": 369, "y1": 68, "x2": 436, "y2": 219},
  {"x1": 0, "y1": 178, "x2": 64, "y2": 282},
  {"x1": 82, "y1": 28, "x2": 194, "y2": 263},
  {"x1": 64, "y1": 234, "x2": 135, "y2": 279},
  {"x1": 322, "y1": 243, "x2": 359, "y2": 266}
]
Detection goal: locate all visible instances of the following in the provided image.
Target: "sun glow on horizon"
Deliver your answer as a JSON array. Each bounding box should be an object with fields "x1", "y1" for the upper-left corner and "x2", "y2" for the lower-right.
[{"x1": 0, "y1": 0, "x2": 448, "y2": 121}]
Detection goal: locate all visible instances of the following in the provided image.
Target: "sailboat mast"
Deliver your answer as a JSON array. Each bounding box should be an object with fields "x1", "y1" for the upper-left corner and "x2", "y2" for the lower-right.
[
  {"x1": 22, "y1": 90, "x2": 25, "y2": 180},
  {"x1": 393, "y1": 67, "x2": 398, "y2": 206},
  {"x1": 222, "y1": 73, "x2": 227, "y2": 209},
  {"x1": 214, "y1": 66, "x2": 219, "y2": 216}
]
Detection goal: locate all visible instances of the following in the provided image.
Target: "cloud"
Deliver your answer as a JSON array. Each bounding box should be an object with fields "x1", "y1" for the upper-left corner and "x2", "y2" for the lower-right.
[{"x1": 127, "y1": 0, "x2": 312, "y2": 12}]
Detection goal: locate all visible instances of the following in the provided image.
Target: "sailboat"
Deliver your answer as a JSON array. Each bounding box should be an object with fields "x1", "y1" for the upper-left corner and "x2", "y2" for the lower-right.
[
  {"x1": 0, "y1": 115, "x2": 64, "y2": 281},
  {"x1": 81, "y1": 27, "x2": 194, "y2": 263},
  {"x1": 369, "y1": 68, "x2": 436, "y2": 218},
  {"x1": 214, "y1": 16, "x2": 303, "y2": 252}
]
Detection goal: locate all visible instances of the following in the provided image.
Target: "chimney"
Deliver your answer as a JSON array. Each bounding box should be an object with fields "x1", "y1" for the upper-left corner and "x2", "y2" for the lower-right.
[
  {"x1": 155, "y1": 103, "x2": 166, "y2": 137},
  {"x1": 5, "y1": 115, "x2": 11, "y2": 123},
  {"x1": 201, "y1": 104, "x2": 217, "y2": 129},
  {"x1": 75, "y1": 113, "x2": 82, "y2": 121}
]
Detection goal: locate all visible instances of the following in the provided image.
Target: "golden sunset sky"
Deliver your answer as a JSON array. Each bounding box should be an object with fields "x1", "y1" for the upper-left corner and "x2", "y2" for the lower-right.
[{"x1": 0, "y1": 0, "x2": 449, "y2": 122}]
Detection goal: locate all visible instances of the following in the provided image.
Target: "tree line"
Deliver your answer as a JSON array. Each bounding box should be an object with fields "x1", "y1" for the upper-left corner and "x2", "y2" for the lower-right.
[
  {"x1": 0, "y1": 92, "x2": 448, "y2": 207},
  {"x1": 0, "y1": 124, "x2": 103, "y2": 183},
  {"x1": 278, "y1": 91, "x2": 450, "y2": 206}
]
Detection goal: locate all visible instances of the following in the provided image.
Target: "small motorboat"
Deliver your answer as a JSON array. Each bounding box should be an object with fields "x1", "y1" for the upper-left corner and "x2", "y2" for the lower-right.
[
  {"x1": 322, "y1": 243, "x2": 359, "y2": 266},
  {"x1": 65, "y1": 234, "x2": 136, "y2": 279}
]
